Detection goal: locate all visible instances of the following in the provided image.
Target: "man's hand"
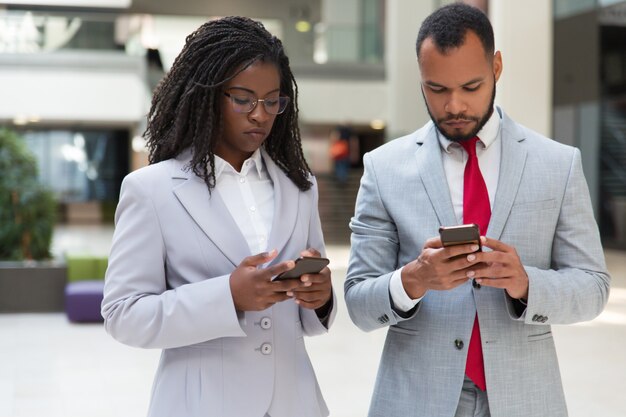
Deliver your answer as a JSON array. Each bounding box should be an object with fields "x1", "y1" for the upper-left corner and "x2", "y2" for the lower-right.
[
  {"x1": 469, "y1": 236, "x2": 529, "y2": 300},
  {"x1": 290, "y1": 248, "x2": 332, "y2": 310},
  {"x1": 230, "y1": 250, "x2": 303, "y2": 311},
  {"x1": 401, "y1": 236, "x2": 481, "y2": 299}
]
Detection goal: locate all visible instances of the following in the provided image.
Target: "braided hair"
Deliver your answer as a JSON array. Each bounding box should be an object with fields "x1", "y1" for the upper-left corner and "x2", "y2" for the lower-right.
[{"x1": 145, "y1": 16, "x2": 312, "y2": 191}]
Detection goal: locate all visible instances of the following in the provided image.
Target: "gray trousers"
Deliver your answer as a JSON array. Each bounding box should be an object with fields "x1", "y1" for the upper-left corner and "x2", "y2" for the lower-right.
[{"x1": 454, "y1": 376, "x2": 491, "y2": 417}]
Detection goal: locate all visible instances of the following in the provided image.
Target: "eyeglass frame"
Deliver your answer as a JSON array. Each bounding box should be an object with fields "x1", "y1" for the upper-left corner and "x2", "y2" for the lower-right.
[{"x1": 223, "y1": 91, "x2": 290, "y2": 115}]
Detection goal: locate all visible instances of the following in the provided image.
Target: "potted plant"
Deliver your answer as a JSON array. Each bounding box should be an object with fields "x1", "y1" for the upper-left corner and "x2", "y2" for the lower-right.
[{"x1": 0, "y1": 127, "x2": 66, "y2": 312}]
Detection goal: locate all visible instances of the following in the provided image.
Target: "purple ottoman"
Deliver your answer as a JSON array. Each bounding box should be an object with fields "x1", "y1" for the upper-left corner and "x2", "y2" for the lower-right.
[{"x1": 64, "y1": 280, "x2": 105, "y2": 323}]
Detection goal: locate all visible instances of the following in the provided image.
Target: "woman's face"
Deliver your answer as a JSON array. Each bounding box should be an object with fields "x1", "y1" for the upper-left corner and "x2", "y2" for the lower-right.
[{"x1": 217, "y1": 60, "x2": 282, "y2": 171}]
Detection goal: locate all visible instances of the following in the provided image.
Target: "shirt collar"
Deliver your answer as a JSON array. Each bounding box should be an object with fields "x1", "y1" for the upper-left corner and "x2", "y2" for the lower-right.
[
  {"x1": 214, "y1": 148, "x2": 265, "y2": 179},
  {"x1": 438, "y1": 108, "x2": 501, "y2": 153}
]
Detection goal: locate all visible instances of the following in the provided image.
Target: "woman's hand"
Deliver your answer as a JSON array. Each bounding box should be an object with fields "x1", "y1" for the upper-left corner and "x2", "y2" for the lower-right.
[
  {"x1": 230, "y1": 250, "x2": 302, "y2": 311},
  {"x1": 289, "y1": 248, "x2": 333, "y2": 310}
]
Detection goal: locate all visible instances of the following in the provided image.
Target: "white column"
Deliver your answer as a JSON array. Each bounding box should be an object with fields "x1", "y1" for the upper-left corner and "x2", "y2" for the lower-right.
[
  {"x1": 490, "y1": 0, "x2": 553, "y2": 137},
  {"x1": 384, "y1": 0, "x2": 434, "y2": 140}
]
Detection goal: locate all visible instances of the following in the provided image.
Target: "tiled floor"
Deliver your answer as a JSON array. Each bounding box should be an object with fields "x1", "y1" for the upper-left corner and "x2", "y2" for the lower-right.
[{"x1": 0, "y1": 225, "x2": 624, "y2": 417}]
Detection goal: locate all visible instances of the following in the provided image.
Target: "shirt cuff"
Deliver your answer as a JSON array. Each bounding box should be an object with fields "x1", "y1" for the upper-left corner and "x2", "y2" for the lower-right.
[{"x1": 389, "y1": 267, "x2": 424, "y2": 312}]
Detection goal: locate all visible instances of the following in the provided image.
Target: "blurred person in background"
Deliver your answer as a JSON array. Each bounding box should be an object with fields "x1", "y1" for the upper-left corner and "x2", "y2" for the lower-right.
[
  {"x1": 329, "y1": 123, "x2": 354, "y2": 185},
  {"x1": 345, "y1": 4, "x2": 610, "y2": 417},
  {"x1": 101, "y1": 16, "x2": 334, "y2": 417}
]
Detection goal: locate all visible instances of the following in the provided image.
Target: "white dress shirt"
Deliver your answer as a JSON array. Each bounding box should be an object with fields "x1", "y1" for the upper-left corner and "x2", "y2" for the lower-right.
[
  {"x1": 214, "y1": 149, "x2": 274, "y2": 256},
  {"x1": 216, "y1": 150, "x2": 286, "y2": 416},
  {"x1": 390, "y1": 109, "x2": 502, "y2": 311}
]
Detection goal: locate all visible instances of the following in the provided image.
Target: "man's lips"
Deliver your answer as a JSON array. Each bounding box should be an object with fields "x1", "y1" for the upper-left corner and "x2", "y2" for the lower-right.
[{"x1": 443, "y1": 119, "x2": 474, "y2": 129}]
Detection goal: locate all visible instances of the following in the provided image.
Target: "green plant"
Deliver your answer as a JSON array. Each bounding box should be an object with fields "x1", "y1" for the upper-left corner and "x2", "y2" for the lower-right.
[{"x1": 0, "y1": 128, "x2": 56, "y2": 260}]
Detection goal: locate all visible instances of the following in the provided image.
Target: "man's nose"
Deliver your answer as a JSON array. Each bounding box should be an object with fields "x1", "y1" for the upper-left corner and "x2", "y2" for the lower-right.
[{"x1": 444, "y1": 92, "x2": 467, "y2": 115}]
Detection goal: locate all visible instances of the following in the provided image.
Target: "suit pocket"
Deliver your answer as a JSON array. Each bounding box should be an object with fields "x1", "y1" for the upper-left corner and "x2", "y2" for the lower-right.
[
  {"x1": 527, "y1": 330, "x2": 553, "y2": 342},
  {"x1": 511, "y1": 199, "x2": 557, "y2": 213},
  {"x1": 389, "y1": 325, "x2": 419, "y2": 336}
]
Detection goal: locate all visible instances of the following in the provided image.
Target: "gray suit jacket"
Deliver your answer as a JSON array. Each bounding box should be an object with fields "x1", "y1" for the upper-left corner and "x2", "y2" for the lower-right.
[
  {"x1": 102, "y1": 148, "x2": 334, "y2": 417},
  {"x1": 345, "y1": 108, "x2": 610, "y2": 417}
]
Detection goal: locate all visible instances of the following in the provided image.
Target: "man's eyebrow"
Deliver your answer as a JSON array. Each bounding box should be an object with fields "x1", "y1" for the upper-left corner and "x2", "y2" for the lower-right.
[
  {"x1": 424, "y1": 80, "x2": 445, "y2": 88},
  {"x1": 462, "y1": 78, "x2": 484, "y2": 86},
  {"x1": 423, "y1": 78, "x2": 484, "y2": 88}
]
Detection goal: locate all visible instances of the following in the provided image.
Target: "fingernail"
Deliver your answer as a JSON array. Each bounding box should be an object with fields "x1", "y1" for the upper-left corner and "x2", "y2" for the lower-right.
[
  {"x1": 467, "y1": 254, "x2": 476, "y2": 262},
  {"x1": 304, "y1": 282, "x2": 312, "y2": 287},
  {"x1": 481, "y1": 236, "x2": 487, "y2": 243},
  {"x1": 471, "y1": 245, "x2": 479, "y2": 252},
  {"x1": 301, "y1": 275, "x2": 309, "y2": 282},
  {"x1": 286, "y1": 291, "x2": 293, "y2": 297},
  {"x1": 466, "y1": 270, "x2": 475, "y2": 278}
]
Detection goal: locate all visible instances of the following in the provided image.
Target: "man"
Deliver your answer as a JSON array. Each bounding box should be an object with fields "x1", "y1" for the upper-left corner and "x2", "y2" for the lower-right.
[{"x1": 344, "y1": 4, "x2": 610, "y2": 417}]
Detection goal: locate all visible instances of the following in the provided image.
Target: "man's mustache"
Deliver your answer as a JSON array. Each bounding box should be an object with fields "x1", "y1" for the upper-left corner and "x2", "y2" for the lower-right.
[{"x1": 438, "y1": 115, "x2": 480, "y2": 123}]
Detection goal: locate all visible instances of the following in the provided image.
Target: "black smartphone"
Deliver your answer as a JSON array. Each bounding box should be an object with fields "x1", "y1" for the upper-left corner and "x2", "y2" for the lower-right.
[
  {"x1": 273, "y1": 256, "x2": 330, "y2": 280},
  {"x1": 438, "y1": 224, "x2": 481, "y2": 251}
]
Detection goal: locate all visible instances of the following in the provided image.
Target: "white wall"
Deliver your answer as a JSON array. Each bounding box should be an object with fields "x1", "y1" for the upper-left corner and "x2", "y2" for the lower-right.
[
  {"x1": 297, "y1": 78, "x2": 387, "y2": 125},
  {"x1": 0, "y1": 52, "x2": 147, "y2": 125}
]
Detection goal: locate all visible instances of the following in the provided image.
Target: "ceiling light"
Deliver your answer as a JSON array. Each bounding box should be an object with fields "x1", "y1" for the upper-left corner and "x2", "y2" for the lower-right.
[{"x1": 295, "y1": 20, "x2": 311, "y2": 33}]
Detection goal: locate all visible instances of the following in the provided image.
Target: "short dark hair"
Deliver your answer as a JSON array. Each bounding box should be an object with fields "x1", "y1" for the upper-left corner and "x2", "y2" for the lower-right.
[
  {"x1": 416, "y1": 3, "x2": 494, "y2": 61},
  {"x1": 146, "y1": 16, "x2": 312, "y2": 192}
]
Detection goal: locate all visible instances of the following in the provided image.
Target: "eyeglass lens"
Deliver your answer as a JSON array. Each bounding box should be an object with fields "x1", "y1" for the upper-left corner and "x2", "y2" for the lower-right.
[{"x1": 226, "y1": 93, "x2": 290, "y2": 115}]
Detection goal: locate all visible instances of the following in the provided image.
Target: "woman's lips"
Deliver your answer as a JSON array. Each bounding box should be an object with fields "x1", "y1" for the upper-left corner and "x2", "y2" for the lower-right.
[{"x1": 245, "y1": 129, "x2": 267, "y2": 140}]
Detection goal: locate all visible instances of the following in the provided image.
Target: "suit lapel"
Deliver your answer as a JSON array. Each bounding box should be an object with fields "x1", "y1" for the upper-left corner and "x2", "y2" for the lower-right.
[
  {"x1": 488, "y1": 110, "x2": 528, "y2": 240},
  {"x1": 171, "y1": 155, "x2": 249, "y2": 267},
  {"x1": 262, "y1": 149, "x2": 299, "y2": 257},
  {"x1": 415, "y1": 125, "x2": 458, "y2": 228}
]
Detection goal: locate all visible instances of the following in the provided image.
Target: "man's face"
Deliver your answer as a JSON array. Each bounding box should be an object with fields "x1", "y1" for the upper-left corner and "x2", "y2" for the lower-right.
[{"x1": 418, "y1": 30, "x2": 502, "y2": 142}]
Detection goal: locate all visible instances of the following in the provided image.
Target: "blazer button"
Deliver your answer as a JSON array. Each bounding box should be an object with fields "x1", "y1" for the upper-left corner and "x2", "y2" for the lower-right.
[
  {"x1": 454, "y1": 339, "x2": 464, "y2": 350},
  {"x1": 472, "y1": 279, "x2": 481, "y2": 289},
  {"x1": 260, "y1": 343, "x2": 272, "y2": 355},
  {"x1": 260, "y1": 317, "x2": 272, "y2": 330}
]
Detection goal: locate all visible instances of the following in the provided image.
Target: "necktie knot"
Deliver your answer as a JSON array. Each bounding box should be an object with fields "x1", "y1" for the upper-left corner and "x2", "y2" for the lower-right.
[{"x1": 460, "y1": 136, "x2": 480, "y2": 157}]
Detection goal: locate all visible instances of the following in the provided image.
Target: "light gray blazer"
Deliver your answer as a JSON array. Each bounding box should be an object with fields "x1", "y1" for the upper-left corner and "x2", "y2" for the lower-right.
[
  {"x1": 345, "y1": 107, "x2": 610, "y2": 417},
  {"x1": 102, "y1": 148, "x2": 335, "y2": 417}
]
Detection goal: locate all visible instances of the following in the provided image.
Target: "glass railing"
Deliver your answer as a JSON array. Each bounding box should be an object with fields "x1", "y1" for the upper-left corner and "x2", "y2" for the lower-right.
[
  {"x1": 0, "y1": 10, "x2": 123, "y2": 53},
  {"x1": 0, "y1": 10, "x2": 384, "y2": 70}
]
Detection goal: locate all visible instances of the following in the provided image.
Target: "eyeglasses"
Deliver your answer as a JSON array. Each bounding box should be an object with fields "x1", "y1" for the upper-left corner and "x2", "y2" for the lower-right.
[{"x1": 224, "y1": 92, "x2": 290, "y2": 115}]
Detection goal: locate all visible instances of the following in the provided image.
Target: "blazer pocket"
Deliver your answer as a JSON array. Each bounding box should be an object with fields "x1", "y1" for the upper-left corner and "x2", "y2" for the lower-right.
[
  {"x1": 512, "y1": 199, "x2": 557, "y2": 213},
  {"x1": 527, "y1": 330, "x2": 553, "y2": 342},
  {"x1": 389, "y1": 325, "x2": 419, "y2": 336}
]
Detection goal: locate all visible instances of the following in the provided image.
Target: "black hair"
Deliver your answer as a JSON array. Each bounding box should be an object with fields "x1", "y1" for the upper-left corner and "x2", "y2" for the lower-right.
[
  {"x1": 416, "y1": 3, "x2": 494, "y2": 61},
  {"x1": 145, "y1": 16, "x2": 312, "y2": 191}
]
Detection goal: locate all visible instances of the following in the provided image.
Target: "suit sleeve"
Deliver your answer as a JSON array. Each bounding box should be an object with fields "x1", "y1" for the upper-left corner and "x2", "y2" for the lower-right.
[
  {"x1": 101, "y1": 174, "x2": 245, "y2": 349},
  {"x1": 344, "y1": 153, "x2": 420, "y2": 332},
  {"x1": 508, "y1": 148, "x2": 611, "y2": 324},
  {"x1": 299, "y1": 176, "x2": 338, "y2": 336}
]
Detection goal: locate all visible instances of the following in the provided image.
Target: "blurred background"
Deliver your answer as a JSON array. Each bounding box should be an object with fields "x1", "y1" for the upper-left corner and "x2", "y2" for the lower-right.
[
  {"x1": 0, "y1": 0, "x2": 625, "y2": 416},
  {"x1": 0, "y1": 0, "x2": 625, "y2": 246}
]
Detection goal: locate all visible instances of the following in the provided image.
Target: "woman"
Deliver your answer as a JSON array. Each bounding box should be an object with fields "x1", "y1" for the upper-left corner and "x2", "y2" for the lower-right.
[{"x1": 101, "y1": 16, "x2": 335, "y2": 417}]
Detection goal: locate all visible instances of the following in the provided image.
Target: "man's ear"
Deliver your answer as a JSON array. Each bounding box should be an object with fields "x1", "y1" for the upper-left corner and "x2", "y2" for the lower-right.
[{"x1": 493, "y1": 51, "x2": 503, "y2": 82}]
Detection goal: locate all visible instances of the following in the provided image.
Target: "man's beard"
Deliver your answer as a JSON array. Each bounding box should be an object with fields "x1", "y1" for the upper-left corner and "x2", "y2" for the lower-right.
[{"x1": 424, "y1": 82, "x2": 496, "y2": 143}]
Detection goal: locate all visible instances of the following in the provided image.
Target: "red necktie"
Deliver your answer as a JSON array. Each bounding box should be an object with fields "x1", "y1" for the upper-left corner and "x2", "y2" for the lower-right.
[{"x1": 460, "y1": 136, "x2": 489, "y2": 391}]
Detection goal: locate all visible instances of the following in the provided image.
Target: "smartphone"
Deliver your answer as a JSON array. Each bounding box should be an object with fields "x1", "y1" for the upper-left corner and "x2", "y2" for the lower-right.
[
  {"x1": 273, "y1": 256, "x2": 330, "y2": 280},
  {"x1": 438, "y1": 224, "x2": 481, "y2": 251}
]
